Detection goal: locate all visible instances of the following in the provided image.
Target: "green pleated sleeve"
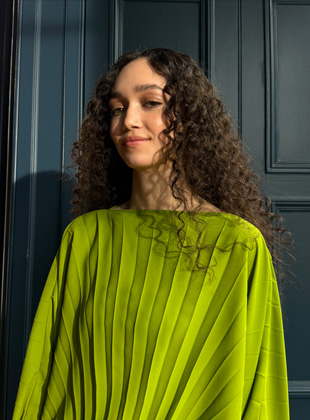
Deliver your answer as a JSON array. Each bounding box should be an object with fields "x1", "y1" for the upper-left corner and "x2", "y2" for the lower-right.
[{"x1": 12, "y1": 209, "x2": 290, "y2": 419}]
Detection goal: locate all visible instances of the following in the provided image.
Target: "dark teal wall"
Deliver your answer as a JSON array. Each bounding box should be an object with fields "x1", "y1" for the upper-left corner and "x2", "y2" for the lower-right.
[{"x1": 2, "y1": 0, "x2": 310, "y2": 418}]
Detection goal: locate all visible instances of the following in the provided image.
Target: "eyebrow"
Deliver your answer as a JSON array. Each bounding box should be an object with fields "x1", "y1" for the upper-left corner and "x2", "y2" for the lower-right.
[{"x1": 110, "y1": 84, "x2": 163, "y2": 99}]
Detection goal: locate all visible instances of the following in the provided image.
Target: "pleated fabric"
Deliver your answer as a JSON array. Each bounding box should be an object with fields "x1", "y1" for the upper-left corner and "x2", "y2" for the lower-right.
[{"x1": 13, "y1": 209, "x2": 289, "y2": 419}]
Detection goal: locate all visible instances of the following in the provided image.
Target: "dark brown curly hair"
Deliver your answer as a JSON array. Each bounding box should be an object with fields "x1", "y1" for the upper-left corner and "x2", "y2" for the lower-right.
[{"x1": 71, "y1": 48, "x2": 293, "y2": 280}]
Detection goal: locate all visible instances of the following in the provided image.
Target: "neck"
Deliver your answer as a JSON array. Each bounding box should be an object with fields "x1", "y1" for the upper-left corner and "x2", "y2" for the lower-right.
[
  {"x1": 117, "y1": 167, "x2": 220, "y2": 213},
  {"x1": 125, "y1": 166, "x2": 181, "y2": 210}
]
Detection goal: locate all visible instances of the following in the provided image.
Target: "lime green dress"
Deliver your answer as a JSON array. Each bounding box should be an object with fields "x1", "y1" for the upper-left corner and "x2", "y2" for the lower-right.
[{"x1": 13, "y1": 209, "x2": 289, "y2": 419}]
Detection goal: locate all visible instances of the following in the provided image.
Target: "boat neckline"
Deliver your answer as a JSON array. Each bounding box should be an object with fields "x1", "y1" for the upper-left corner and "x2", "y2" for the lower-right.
[{"x1": 108, "y1": 207, "x2": 238, "y2": 217}]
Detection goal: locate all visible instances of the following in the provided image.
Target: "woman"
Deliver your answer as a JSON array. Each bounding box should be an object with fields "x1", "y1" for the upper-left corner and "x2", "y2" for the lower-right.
[{"x1": 13, "y1": 48, "x2": 290, "y2": 419}]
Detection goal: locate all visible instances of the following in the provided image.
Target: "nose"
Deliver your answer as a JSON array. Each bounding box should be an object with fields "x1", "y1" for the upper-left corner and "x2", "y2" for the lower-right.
[{"x1": 122, "y1": 104, "x2": 142, "y2": 130}]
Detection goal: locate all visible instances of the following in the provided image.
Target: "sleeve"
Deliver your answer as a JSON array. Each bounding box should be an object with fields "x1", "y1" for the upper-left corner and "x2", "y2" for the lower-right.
[
  {"x1": 242, "y1": 235, "x2": 290, "y2": 419},
  {"x1": 12, "y1": 225, "x2": 73, "y2": 420}
]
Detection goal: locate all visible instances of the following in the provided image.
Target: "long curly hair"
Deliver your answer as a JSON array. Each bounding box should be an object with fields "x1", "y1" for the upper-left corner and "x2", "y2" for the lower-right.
[{"x1": 71, "y1": 48, "x2": 293, "y2": 280}]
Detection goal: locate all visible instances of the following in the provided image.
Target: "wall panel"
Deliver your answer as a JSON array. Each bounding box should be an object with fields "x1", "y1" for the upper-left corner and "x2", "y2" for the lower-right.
[
  {"x1": 274, "y1": 201, "x2": 310, "y2": 414},
  {"x1": 114, "y1": 0, "x2": 205, "y2": 65},
  {"x1": 266, "y1": 0, "x2": 310, "y2": 172},
  {"x1": 211, "y1": 0, "x2": 241, "y2": 129}
]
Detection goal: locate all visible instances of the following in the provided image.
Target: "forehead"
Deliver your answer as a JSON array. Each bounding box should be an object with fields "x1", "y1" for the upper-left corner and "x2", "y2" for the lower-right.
[{"x1": 112, "y1": 58, "x2": 166, "y2": 92}]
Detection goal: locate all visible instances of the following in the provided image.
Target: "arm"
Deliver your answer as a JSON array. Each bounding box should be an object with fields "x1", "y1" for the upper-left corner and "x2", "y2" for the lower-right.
[{"x1": 242, "y1": 236, "x2": 290, "y2": 419}]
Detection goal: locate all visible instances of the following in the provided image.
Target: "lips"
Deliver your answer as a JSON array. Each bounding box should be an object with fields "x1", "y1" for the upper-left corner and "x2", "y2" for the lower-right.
[{"x1": 123, "y1": 136, "x2": 149, "y2": 146}]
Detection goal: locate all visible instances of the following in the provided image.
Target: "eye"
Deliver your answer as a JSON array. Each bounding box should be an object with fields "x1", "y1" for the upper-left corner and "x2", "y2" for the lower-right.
[
  {"x1": 144, "y1": 101, "x2": 162, "y2": 108},
  {"x1": 110, "y1": 107, "x2": 124, "y2": 117}
]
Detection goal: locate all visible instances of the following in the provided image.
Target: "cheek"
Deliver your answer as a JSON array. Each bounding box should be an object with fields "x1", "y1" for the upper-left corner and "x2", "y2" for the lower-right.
[{"x1": 152, "y1": 113, "x2": 168, "y2": 131}]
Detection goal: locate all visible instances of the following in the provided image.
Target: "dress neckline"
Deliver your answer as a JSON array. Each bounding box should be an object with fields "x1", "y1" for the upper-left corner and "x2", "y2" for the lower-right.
[{"x1": 108, "y1": 206, "x2": 233, "y2": 217}]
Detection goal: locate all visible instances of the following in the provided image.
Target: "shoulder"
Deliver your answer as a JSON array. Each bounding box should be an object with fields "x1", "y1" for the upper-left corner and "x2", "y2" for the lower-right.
[
  {"x1": 58, "y1": 210, "x2": 113, "y2": 253},
  {"x1": 211, "y1": 214, "x2": 275, "y2": 279},
  {"x1": 201, "y1": 212, "x2": 272, "y2": 262},
  {"x1": 65, "y1": 209, "x2": 110, "y2": 235},
  {"x1": 200, "y1": 212, "x2": 262, "y2": 244},
  {"x1": 221, "y1": 213, "x2": 262, "y2": 240},
  {"x1": 220, "y1": 213, "x2": 273, "y2": 263}
]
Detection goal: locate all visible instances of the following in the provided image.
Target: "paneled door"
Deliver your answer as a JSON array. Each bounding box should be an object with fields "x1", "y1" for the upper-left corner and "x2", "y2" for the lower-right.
[{"x1": 1, "y1": 0, "x2": 309, "y2": 418}]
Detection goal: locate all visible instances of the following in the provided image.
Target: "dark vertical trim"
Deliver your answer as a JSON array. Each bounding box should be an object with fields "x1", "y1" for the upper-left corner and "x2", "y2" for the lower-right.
[
  {"x1": 79, "y1": 0, "x2": 86, "y2": 120},
  {"x1": 207, "y1": 0, "x2": 215, "y2": 80},
  {"x1": 24, "y1": 0, "x2": 42, "y2": 347},
  {"x1": 0, "y1": 0, "x2": 18, "y2": 416},
  {"x1": 114, "y1": 0, "x2": 124, "y2": 60},
  {"x1": 265, "y1": 0, "x2": 271, "y2": 174},
  {"x1": 61, "y1": 0, "x2": 68, "y2": 234},
  {"x1": 109, "y1": 0, "x2": 115, "y2": 66},
  {"x1": 199, "y1": 0, "x2": 206, "y2": 70},
  {"x1": 3, "y1": 0, "x2": 23, "y2": 415},
  {"x1": 269, "y1": 0, "x2": 276, "y2": 172},
  {"x1": 237, "y1": 0, "x2": 242, "y2": 136},
  {"x1": 109, "y1": 0, "x2": 122, "y2": 65}
]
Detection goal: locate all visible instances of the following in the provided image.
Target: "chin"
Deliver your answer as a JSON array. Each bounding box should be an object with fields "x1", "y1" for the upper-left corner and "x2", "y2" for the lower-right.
[
  {"x1": 128, "y1": 163, "x2": 158, "y2": 172},
  {"x1": 123, "y1": 158, "x2": 161, "y2": 171}
]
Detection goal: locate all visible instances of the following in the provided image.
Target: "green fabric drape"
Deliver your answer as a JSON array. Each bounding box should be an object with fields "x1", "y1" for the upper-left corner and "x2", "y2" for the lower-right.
[{"x1": 13, "y1": 209, "x2": 289, "y2": 419}]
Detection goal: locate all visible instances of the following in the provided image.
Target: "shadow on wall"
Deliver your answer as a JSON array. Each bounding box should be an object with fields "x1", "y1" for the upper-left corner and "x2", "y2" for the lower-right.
[{"x1": 4, "y1": 171, "x2": 75, "y2": 419}]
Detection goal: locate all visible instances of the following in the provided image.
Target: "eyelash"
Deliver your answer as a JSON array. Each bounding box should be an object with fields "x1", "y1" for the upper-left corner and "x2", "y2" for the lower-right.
[
  {"x1": 144, "y1": 101, "x2": 162, "y2": 108},
  {"x1": 110, "y1": 101, "x2": 162, "y2": 117},
  {"x1": 110, "y1": 108, "x2": 124, "y2": 117}
]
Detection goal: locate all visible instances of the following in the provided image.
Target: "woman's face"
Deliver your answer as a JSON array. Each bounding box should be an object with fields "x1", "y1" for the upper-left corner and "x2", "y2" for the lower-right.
[{"x1": 109, "y1": 58, "x2": 170, "y2": 171}]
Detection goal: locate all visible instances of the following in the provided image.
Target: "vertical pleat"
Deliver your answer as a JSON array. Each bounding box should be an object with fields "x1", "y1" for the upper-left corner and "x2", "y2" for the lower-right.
[{"x1": 93, "y1": 211, "x2": 112, "y2": 418}]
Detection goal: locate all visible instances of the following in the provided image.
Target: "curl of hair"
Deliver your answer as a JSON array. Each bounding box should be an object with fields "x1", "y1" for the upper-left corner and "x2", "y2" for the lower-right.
[{"x1": 71, "y1": 48, "x2": 294, "y2": 281}]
